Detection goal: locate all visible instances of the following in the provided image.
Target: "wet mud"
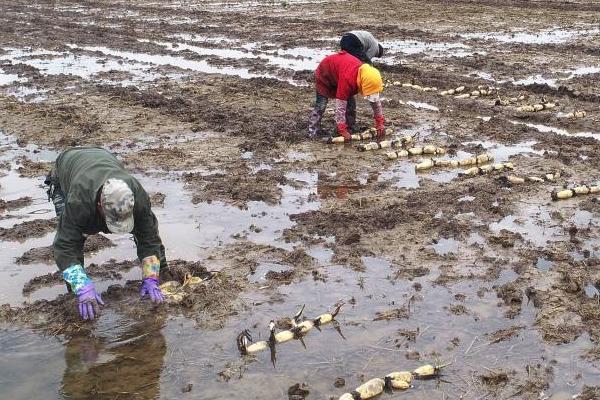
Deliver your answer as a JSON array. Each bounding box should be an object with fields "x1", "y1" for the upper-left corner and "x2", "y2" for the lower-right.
[
  {"x1": 0, "y1": 0, "x2": 600, "y2": 399},
  {"x1": 0, "y1": 218, "x2": 56, "y2": 241}
]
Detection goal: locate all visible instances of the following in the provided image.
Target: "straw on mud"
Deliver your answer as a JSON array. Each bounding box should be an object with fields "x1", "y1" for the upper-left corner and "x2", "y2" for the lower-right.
[{"x1": 464, "y1": 336, "x2": 479, "y2": 354}]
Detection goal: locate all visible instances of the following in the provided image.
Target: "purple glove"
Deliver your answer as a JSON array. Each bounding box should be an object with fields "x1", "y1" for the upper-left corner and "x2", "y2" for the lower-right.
[
  {"x1": 140, "y1": 277, "x2": 164, "y2": 303},
  {"x1": 77, "y1": 283, "x2": 105, "y2": 320}
]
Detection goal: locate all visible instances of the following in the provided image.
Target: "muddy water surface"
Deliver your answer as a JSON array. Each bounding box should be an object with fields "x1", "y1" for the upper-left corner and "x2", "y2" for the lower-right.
[{"x1": 2, "y1": 0, "x2": 600, "y2": 399}]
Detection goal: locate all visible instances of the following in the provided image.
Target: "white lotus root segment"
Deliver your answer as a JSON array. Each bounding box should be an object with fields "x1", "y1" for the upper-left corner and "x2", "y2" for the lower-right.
[
  {"x1": 452, "y1": 86, "x2": 496, "y2": 99},
  {"x1": 386, "y1": 145, "x2": 445, "y2": 160},
  {"x1": 337, "y1": 364, "x2": 447, "y2": 399},
  {"x1": 413, "y1": 364, "x2": 437, "y2": 378},
  {"x1": 357, "y1": 135, "x2": 414, "y2": 151},
  {"x1": 396, "y1": 82, "x2": 438, "y2": 92},
  {"x1": 560, "y1": 110, "x2": 586, "y2": 119},
  {"x1": 329, "y1": 128, "x2": 394, "y2": 144},
  {"x1": 460, "y1": 162, "x2": 514, "y2": 176},
  {"x1": 440, "y1": 86, "x2": 465, "y2": 96},
  {"x1": 517, "y1": 102, "x2": 557, "y2": 112},
  {"x1": 237, "y1": 303, "x2": 343, "y2": 354},
  {"x1": 504, "y1": 170, "x2": 562, "y2": 185},
  {"x1": 385, "y1": 371, "x2": 412, "y2": 389},
  {"x1": 415, "y1": 153, "x2": 493, "y2": 171},
  {"x1": 552, "y1": 185, "x2": 600, "y2": 201}
]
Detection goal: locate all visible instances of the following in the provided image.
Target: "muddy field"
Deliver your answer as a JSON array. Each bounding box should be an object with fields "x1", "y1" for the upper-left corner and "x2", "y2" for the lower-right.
[{"x1": 0, "y1": 0, "x2": 600, "y2": 399}]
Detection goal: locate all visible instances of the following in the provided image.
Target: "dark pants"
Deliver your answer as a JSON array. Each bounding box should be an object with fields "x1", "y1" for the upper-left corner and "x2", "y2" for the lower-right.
[{"x1": 308, "y1": 94, "x2": 356, "y2": 138}]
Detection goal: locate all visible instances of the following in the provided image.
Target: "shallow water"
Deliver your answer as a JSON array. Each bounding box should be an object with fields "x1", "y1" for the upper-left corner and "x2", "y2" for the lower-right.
[
  {"x1": 1, "y1": 133, "x2": 599, "y2": 398},
  {"x1": 459, "y1": 27, "x2": 600, "y2": 45},
  {"x1": 4, "y1": 252, "x2": 599, "y2": 399},
  {"x1": 512, "y1": 121, "x2": 600, "y2": 142}
]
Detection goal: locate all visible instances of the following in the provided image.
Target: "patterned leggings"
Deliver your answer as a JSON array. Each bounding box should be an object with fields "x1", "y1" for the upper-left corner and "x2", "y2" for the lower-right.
[{"x1": 308, "y1": 94, "x2": 356, "y2": 138}]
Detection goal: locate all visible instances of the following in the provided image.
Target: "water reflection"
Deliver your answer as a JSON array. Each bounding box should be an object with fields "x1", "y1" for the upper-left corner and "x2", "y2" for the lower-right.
[{"x1": 61, "y1": 313, "x2": 166, "y2": 399}]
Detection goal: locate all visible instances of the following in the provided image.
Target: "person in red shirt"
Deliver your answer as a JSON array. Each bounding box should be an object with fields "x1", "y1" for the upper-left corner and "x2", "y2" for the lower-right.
[{"x1": 308, "y1": 51, "x2": 384, "y2": 141}]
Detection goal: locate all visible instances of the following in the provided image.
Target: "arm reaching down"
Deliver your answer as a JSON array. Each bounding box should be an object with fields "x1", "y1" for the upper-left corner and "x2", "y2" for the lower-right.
[
  {"x1": 370, "y1": 98, "x2": 385, "y2": 139},
  {"x1": 335, "y1": 98, "x2": 352, "y2": 141},
  {"x1": 131, "y1": 187, "x2": 165, "y2": 303}
]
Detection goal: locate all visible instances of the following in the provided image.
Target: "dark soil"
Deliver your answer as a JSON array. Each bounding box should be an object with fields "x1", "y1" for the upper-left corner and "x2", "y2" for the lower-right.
[
  {"x1": 0, "y1": 218, "x2": 57, "y2": 241},
  {"x1": 0, "y1": 196, "x2": 32, "y2": 211}
]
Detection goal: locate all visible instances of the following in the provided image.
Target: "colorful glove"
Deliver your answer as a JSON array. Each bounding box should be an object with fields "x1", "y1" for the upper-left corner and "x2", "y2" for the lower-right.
[
  {"x1": 375, "y1": 115, "x2": 385, "y2": 139},
  {"x1": 63, "y1": 264, "x2": 104, "y2": 320},
  {"x1": 141, "y1": 255, "x2": 164, "y2": 303},
  {"x1": 77, "y1": 283, "x2": 105, "y2": 320},
  {"x1": 141, "y1": 277, "x2": 164, "y2": 303},
  {"x1": 336, "y1": 122, "x2": 352, "y2": 142}
]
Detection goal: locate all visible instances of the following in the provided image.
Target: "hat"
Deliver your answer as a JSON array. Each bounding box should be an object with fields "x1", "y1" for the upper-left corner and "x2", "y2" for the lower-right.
[
  {"x1": 101, "y1": 178, "x2": 134, "y2": 234},
  {"x1": 357, "y1": 64, "x2": 383, "y2": 97}
]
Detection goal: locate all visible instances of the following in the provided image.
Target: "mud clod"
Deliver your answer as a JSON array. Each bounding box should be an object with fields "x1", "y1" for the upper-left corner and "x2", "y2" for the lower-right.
[
  {"x1": 0, "y1": 196, "x2": 32, "y2": 211},
  {"x1": 0, "y1": 218, "x2": 57, "y2": 241}
]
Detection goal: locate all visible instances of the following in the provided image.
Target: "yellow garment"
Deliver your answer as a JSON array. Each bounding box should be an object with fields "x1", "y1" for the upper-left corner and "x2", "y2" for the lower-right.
[{"x1": 357, "y1": 64, "x2": 383, "y2": 96}]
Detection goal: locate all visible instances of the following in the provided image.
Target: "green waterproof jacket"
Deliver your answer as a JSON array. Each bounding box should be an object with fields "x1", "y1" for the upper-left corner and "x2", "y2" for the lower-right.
[{"x1": 52, "y1": 147, "x2": 163, "y2": 271}]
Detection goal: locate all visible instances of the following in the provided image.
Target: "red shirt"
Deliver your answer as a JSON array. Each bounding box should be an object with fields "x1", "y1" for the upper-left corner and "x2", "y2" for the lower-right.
[{"x1": 315, "y1": 51, "x2": 362, "y2": 100}]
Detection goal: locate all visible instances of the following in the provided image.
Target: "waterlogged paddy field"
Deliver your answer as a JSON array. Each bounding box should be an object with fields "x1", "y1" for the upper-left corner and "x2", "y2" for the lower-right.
[{"x1": 1, "y1": 0, "x2": 600, "y2": 399}]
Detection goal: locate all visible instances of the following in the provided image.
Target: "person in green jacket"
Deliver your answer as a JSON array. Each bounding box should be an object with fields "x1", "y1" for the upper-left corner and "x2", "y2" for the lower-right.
[{"x1": 46, "y1": 147, "x2": 166, "y2": 320}]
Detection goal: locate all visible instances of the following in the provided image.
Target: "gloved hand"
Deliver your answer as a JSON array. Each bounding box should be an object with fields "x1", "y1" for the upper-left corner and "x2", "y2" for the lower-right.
[
  {"x1": 63, "y1": 264, "x2": 104, "y2": 321},
  {"x1": 77, "y1": 283, "x2": 104, "y2": 320},
  {"x1": 140, "y1": 277, "x2": 164, "y2": 303},
  {"x1": 375, "y1": 115, "x2": 385, "y2": 140},
  {"x1": 336, "y1": 122, "x2": 352, "y2": 142}
]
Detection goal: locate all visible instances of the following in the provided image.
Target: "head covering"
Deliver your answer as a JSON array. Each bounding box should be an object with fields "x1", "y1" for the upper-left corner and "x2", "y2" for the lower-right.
[
  {"x1": 357, "y1": 64, "x2": 383, "y2": 96},
  {"x1": 101, "y1": 178, "x2": 134, "y2": 234}
]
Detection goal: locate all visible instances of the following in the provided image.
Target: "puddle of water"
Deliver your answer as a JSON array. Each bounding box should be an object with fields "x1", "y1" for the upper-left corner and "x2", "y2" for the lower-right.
[
  {"x1": 430, "y1": 238, "x2": 460, "y2": 255},
  {"x1": 427, "y1": 170, "x2": 459, "y2": 183},
  {"x1": 406, "y1": 101, "x2": 439, "y2": 112},
  {"x1": 467, "y1": 232, "x2": 486, "y2": 246},
  {"x1": 462, "y1": 140, "x2": 543, "y2": 162},
  {"x1": 0, "y1": 328, "x2": 66, "y2": 398},
  {"x1": 0, "y1": 67, "x2": 27, "y2": 86},
  {"x1": 511, "y1": 65, "x2": 600, "y2": 88},
  {"x1": 490, "y1": 205, "x2": 563, "y2": 248},
  {"x1": 378, "y1": 161, "x2": 420, "y2": 189},
  {"x1": 286, "y1": 150, "x2": 312, "y2": 162},
  {"x1": 1, "y1": 47, "x2": 159, "y2": 86},
  {"x1": 567, "y1": 65, "x2": 600, "y2": 78},
  {"x1": 570, "y1": 210, "x2": 594, "y2": 229},
  {"x1": 511, "y1": 121, "x2": 600, "y2": 142},
  {"x1": 3, "y1": 86, "x2": 49, "y2": 102},
  {"x1": 584, "y1": 284, "x2": 599, "y2": 298},
  {"x1": 459, "y1": 27, "x2": 600, "y2": 44},
  {"x1": 535, "y1": 257, "x2": 554, "y2": 272},
  {"x1": 169, "y1": 33, "x2": 239, "y2": 45},
  {"x1": 151, "y1": 39, "x2": 330, "y2": 72},
  {"x1": 382, "y1": 39, "x2": 473, "y2": 58},
  {"x1": 512, "y1": 74, "x2": 559, "y2": 87},
  {"x1": 72, "y1": 44, "x2": 278, "y2": 81}
]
